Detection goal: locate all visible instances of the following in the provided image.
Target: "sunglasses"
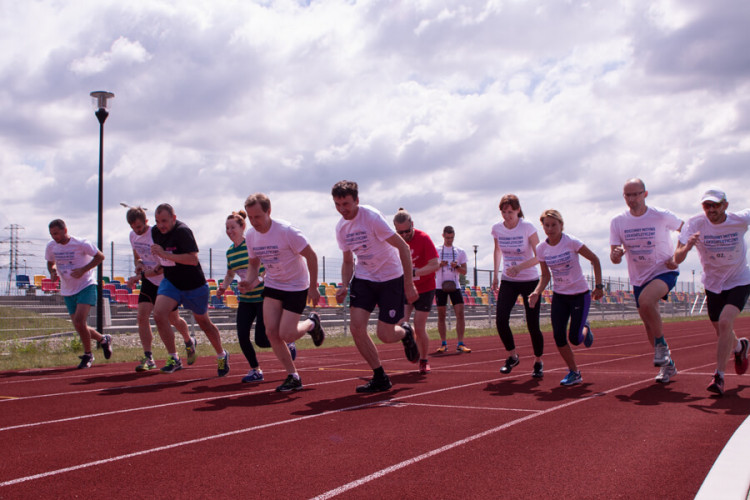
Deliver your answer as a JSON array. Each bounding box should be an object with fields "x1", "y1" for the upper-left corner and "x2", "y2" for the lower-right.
[{"x1": 396, "y1": 226, "x2": 413, "y2": 235}]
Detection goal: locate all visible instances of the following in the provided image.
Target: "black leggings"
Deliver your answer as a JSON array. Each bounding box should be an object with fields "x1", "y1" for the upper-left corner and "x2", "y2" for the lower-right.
[
  {"x1": 237, "y1": 301, "x2": 270, "y2": 368},
  {"x1": 550, "y1": 291, "x2": 591, "y2": 347},
  {"x1": 495, "y1": 279, "x2": 544, "y2": 357}
]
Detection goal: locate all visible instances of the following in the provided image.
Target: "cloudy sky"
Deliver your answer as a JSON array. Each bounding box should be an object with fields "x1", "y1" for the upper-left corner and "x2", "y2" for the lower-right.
[{"x1": 1, "y1": 0, "x2": 749, "y2": 287}]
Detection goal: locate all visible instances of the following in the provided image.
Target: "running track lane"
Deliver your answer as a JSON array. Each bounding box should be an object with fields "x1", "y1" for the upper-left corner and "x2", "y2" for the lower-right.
[{"x1": 1, "y1": 318, "x2": 748, "y2": 498}]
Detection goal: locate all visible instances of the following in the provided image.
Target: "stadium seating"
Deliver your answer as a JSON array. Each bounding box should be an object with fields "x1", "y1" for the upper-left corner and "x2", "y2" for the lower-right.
[{"x1": 15, "y1": 274, "x2": 31, "y2": 288}]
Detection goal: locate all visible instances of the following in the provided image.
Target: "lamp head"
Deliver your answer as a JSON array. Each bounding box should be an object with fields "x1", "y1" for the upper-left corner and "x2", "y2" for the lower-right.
[{"x1": 90, "y1": 91, "x2": 115, "y2": 111}]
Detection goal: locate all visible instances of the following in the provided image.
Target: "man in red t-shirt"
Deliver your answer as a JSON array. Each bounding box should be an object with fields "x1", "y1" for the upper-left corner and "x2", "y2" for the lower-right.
[{"x1": 394, "y1": 209, "x2": 439, "y2": 373}]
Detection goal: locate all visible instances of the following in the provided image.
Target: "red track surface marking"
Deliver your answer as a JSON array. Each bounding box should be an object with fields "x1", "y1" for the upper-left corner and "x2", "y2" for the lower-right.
[{"x1": 1, "y1": 317, "x2": 749, "y2": 498}]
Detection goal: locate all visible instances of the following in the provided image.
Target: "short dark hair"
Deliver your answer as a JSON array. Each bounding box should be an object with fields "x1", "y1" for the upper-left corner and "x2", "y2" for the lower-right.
[
  {"x1": 244, "y1": 193, "x2": 271, "y2": 213},
  {"x1": 126, "y1": 207, "x2": 147, "y2": 225},
  {"x1": 155, "y1": 203, "x2": 175, "y2": 216},
  {"x1": 443, "y1": 225, "x2": 454, "y2": 234},
  {"x1": 48, "y1": 219, "x2": 66, "y2": 231},
  {"x1": 332, "y1": 180, "x2": 358, "y2": 200}
]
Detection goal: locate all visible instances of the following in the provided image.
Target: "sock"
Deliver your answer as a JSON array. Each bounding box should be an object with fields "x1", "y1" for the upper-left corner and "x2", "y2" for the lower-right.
[
  {"x1": 217, "y1": 350, "x2": 226, "y2": 359},
  {"x1": 374, "y1": 366, "x2": 386, "y2": 379},
  {"x1": 144, "y1": 351, "x2": 153, "y2": 359},
  {"x1": 736, "y1": 340, "x2": 743, "y2": 353},
  {"x1": 292, "y1": 373, "x2": 300, "y2": 380},
  {"x1": 654, "y1": 336, "x2": 667, "y2": 347},
  {"x1": 441, "y1": 341, "x2": 447, "y2": 346},
  {"x1": 457, "y1": 342, "x2": 464, "y2": 346},
  {"x1": 169, "y1": 352, "x2": 178, "y2": 359},
  {"x1": 715, "y1": 370, "x2": 724, "y2": 378}
]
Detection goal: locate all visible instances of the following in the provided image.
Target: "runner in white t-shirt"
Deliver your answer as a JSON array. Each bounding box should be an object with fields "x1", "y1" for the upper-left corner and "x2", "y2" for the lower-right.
[
  {"x1": 529, "y1": 210, "x2": 603, "y2": 386},
  {"x1": 332, "y1": 180, "x2": 420, "y2": 393},
  {"x1": 674, "y1": 189, "x2": 750, "y2": 396},
  {"x1": 610, "y1": 178, "x2": 683, "y2": 384},
  {"x1": 240, "y1": 193, "x2": 325, "y2": 393},
  {"x1": 124, "y1": 207, "x2": 195, "y2": 372},
  {"x1": 491, "y1": 194, "x2": 545, "y2": 378},
  {"x1": 45, "y1": 219, "x2": 112, "y2": 369}
]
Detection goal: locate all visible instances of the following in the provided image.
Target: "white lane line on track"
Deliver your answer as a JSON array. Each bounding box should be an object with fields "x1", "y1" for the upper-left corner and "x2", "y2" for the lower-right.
[
  {"x1": 308, "y1": 376, "x2": 658, "y2": 500},
  {"x1": 0, "y1": 341, "x2": 716, "y2": 432},
  {"x1": 0, "y1": 347, "x2": 688, "y2": 488},
  {"x1": 381, "y1": 401, "x2": 541, "y2": 413}
]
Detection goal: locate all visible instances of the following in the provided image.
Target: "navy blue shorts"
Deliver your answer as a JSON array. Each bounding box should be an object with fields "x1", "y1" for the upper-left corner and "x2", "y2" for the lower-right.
[{"x1": 633, "y1": 271, "x2": 679, "y2": 308}]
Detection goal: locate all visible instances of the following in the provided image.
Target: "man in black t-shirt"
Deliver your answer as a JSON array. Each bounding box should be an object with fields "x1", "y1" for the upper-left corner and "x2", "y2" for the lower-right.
[{"x1": 151, "y1": 203, "x2": 229, "y2": 377}]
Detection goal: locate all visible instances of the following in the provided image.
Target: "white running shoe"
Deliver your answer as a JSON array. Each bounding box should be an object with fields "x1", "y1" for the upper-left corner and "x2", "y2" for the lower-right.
[
  {"x1": 654, "y1": 344, "x2": 671, "y2": 367},
  {"x1": 655, "y1": 362, "x2": 677, "y2": 383}
]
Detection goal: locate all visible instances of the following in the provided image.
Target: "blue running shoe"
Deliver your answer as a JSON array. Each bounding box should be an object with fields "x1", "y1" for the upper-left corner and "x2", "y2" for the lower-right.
[
  {"x1": 160, "y1": 355, "x2": 183, "y2": 374},
  {"x1": 584, "y1": 323, "x2": 594, "y2": 348},
  {"x1": 288, "y1": 343, "x2": 297, "y2": 361},
  {"x1": 242, "y1": 369, "x2": 264, "y2": 383},
  {"x1": 560, "y1": 370, "x2": 582, "y2": 386}
]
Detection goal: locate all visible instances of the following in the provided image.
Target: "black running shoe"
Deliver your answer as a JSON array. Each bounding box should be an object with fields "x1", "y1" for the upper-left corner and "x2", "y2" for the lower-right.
[
  {"x1": 401, "y1": 323, "x2": 419, "y2": 363},
  {"x1": 532, "y1": 361, "x2": 544, "y2": 378},
  {"x1": 356, "y1": 375, "x2": 392, "y2": 393},
  {"x1": 276, "y1": 374, "x2": 303, "y2": 392},
  {"x1": 500, "y1": 355, "x2": 519, "y2": 374},
  {"x1": 100, "y1": 334, "x2": 113, "y2": 359},
  {"x1": 308, "y1": 312, "x2": 325, "y2": 346},
  {"x1": 77, "y1": 353, "x2": 94, "y2": 369}
]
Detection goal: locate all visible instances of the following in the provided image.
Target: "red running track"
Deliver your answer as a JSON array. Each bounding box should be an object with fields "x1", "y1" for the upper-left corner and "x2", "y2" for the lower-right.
[{"x1": 1, "y1": 317, "x2": 749, "y2": 499}]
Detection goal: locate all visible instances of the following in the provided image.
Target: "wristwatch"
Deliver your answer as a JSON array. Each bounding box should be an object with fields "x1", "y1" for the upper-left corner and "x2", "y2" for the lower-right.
[{"x1": 595, "y1": 283, "x2": 604, "y2": 290}]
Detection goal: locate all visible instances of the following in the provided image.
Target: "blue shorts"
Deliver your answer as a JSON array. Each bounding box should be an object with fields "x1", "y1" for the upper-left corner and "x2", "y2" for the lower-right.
[
  {"x1": 633, "y1": 271, "x2": 679, "y2": 308},
  {"x1": 349, "y1": 276, "x2": 405, "y2": 325},
  {"x1": 157, "y1": 279, "x2": 209, "y2": 315},
  {"x1": 64, "y1": 285, "x2": 97, "y2": 315}
]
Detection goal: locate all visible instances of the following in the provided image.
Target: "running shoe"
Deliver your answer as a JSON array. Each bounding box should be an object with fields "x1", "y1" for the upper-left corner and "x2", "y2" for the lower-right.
[
  {"x1": 288, "y1": 342, "x2": 297, "y2": 361},
  {"x1": 435, "y1": 343, "x2": 447, "y2": 354},
  {"x1": 308, "y1": 312, "x2": 325, "y2": 346},
  {"x1": 655, "y1": 361, "x2": 677, "y2": 384},
  {"x1": 532, "y1": 361, "x2": 544, "y2": 378},
  {"x1": 419, "y1": 359, "x2": 431, "y2": 374},
  {"x1": 734, "y1": 338, "x2": 749, "y2": 375},
  {"x1": 653, "y1": 343, "x2": 671, "y2": 367},
  {"x1": 100, "y1": 334, "x2": 113, "y2": 360},
  {"x1": 356, "y1": 375, "x2": 392, "y2": 393},
  {"x1": 242, "y1": 369, "x2": 264, "y2": 383},
  {"x1": 276, "y1": 374, "x2": 303, "y2": 392},
  {"x1": 135, "y1": 356, "x2": 156, "y2": 372},
  {"x1": 400, "y1": 323, "x2": 419, "y2": 363},
  {"x1": 707, "y1": 373, "x2": 725, "y2": 396},
  {"x1": 160, "y1": 355, "x2": 183, "y2": 374},
  {"x1": 217, "y1": 351, "x2": 230, "y2": 377},
  {"x1": 560, "y1": 370, "x2": 582, "y2": 386},
  {"x1": 186, "y1": 335, "x2": 197, "y2": 365},
  {"x1": 500, "y1": 355, "x2": 519, "y2": 374},
  {"x1": 456, "y1": 343, "x2": 472, "y2": 353},
  {"x1": 77, "y1": 353, "x2": 94, "y2": 369},
  {"x1": 584, "y1": 323, "x2": 594, "y2": 348}
]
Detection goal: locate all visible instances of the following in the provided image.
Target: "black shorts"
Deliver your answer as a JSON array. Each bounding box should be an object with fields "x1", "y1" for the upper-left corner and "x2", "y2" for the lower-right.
[
  {"x1": 262, "y1": 286, "x2": 308, "y2": 315},
  {"x1": 138, "y1": 279, "x2": 159, "y2": 304},
  {"x1": 349, "y1": 276, "x2": 405, "y2": 325},
  {"x1": 435, "y1": 289, "x2": 464, "y2": 307},
  {"x1": 407, "y1": 290, "x2": 435, "y2": 312},
  {"x1": 706, "y1": 284, "x2": 750, "y2": 322}
]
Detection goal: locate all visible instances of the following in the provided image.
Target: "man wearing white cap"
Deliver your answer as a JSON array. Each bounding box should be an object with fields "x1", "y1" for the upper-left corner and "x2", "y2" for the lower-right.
[
  {"x1": 674, "y1": 189, "x2": 750, "y2": 396},
  {"x1": 610, "y1": 178, "x2": 683, "y2": 383}
]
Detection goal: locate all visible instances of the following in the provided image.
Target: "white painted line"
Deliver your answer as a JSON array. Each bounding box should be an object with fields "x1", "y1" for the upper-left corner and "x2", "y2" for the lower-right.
[
  {"x1": 694, "y1": 414, "x2": 750, "y2": 500},
  {"x1": 382, "y1": 401, "x2": 541, "y2": 413},
  {"x1": 309, "y1": 377, "x2": 654, "y2": 500}
]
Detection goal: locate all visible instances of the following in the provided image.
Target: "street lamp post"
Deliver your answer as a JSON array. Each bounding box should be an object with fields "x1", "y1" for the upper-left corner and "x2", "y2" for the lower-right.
[
  {"x1": 473, "y1": 245, "x2": 478, "y2": 287},
  {"x1": 90, "y1": 91, "x2": 114, "y2": 336}
]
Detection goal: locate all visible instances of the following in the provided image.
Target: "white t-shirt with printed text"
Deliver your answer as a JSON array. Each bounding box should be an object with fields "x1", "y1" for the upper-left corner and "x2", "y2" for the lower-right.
[
  {"x1": 491, "y1": 219, "x2": 540, "y2": 282},
  {"x1": 129, "y1": 228, "x2": 164, "y2": 286},
  {"x1": 536, "y1": 233, "x2": 589, "y2": 295},
  {"x1": 610, "y1": 207, "x2": 683, "y2": 286},
  {"x1": 245, "y1": 219, "x2": 310, "y2": 292},
  {"x1": 679, "y1": 210, "x2": 750, "y2": 293},
  {"x1": 336, "y1": 205, "x2": 403, "y2": 282},
  {"x1": 44, "y1": 236, "x2": 98, "y2": 296}
]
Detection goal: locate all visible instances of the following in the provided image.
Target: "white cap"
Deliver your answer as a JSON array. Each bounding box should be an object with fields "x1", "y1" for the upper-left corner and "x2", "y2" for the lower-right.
[{"x1": 700, "y1": 189, "x2": 726, "y2": 203}]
